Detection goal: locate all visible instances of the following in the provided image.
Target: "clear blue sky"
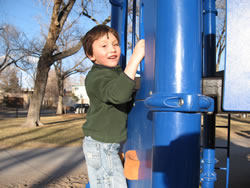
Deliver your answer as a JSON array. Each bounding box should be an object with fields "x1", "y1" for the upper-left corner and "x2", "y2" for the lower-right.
[
  {"x1": 0, "y1": 0, "x2": 110, "y2": 38},
  {"x1": 0, "y1": 0, "x2": 48, "y2": 38}
]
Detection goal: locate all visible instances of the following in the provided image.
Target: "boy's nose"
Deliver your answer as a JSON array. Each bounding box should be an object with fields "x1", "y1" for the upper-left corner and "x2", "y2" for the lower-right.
[{"x1": 109, "y1": 45, "x2": 116, "y2": 52}]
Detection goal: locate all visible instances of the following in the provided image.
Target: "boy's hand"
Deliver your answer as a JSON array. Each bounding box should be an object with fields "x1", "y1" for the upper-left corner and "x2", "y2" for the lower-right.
[
  {"x1": 132, "y1": 39, "x2": 145, "y2": 64},
  {"x1": 124, "y1": 39, "x2": 145, "y2": 80}
]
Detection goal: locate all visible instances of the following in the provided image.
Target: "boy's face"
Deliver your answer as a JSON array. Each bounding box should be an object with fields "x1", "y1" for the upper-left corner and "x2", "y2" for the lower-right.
[{"x1": 88, "y1": 32, "x2": 121, "y2": 67}]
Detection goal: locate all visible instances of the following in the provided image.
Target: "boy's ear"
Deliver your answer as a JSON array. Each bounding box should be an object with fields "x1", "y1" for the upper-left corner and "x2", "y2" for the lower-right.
[
  {"x1": 87, "y1": 54, "x2": 96, "y2": 62},
  {"x1": 89, "y1": 56, "x2": 96, "y2": 62}
]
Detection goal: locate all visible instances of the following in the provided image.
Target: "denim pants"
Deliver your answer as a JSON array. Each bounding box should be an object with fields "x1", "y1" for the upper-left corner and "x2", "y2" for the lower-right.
[{"x1": 83, "y1": 136, "x2": 127, "y2": 188}]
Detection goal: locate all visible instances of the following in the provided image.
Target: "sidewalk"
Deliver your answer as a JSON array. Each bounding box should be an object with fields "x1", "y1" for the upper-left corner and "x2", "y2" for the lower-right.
[{"x1": 0, "y1": 147, "x2": 88, "y2": 188}]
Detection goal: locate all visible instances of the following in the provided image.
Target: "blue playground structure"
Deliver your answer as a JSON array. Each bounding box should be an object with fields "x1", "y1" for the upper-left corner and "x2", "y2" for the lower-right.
[{"x1": 86, "y1": 0, "x2": 250, "y2": 188}]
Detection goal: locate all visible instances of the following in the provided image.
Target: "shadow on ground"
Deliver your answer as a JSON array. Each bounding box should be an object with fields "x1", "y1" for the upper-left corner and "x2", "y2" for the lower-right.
[{"x1": 0, "y1": 147, "x2": 88, "y2": 187}]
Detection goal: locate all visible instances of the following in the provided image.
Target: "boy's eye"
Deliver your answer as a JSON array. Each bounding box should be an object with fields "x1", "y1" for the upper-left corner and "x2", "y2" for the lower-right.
[
  {"x1": 102, "y1": 45, "x2": 106, "y2": 48},
  {"x1": 114, "y1": 43, "x2": 119, "y2": 46}
]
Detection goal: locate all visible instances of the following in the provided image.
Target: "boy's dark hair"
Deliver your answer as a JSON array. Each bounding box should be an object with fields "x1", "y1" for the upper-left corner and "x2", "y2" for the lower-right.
[{"x1": 81, "y1": 25, "x2": 120, "y2": 57}]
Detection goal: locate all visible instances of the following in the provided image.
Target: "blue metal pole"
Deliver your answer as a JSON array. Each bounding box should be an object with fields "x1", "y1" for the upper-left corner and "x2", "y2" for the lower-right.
[
  {"x1": 132, "y1": 0, "x2": 136, "y2": 50},
  {"x1": 139, "y1": 1, "x2": 144, "y2": 73},
  {"x1": 85, "y1": 182, "x2": 90, "y2": 188},
  {"x1": 226, "y1": 114, "x2": 231, "y2": 188},
  {"x1": 200, "y1": 149, "x2": 217, "y2": 187},
  {"x1": 110, "y1": 0, "x2": 123, "y2": 33},
  {"x1": 110, "y1": 0, "x2": 127, "y2": 70},
  {"x1": 136, "y1": 1, "x2": 145, "y2": 75},
  {"x1": 203, "y1": 0, "x2": 217, "y2": 76},
  {"x1": 201, "y1": 0, "x2": 217, "y2": 187},
  {"x1": 144, "y1": 1, "x2": 205, "y2": 187}
]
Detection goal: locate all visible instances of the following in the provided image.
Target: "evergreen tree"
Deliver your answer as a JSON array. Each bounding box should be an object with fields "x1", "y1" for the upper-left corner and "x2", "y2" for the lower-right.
[{"x1": 0, "y1": 67, "x2": 21, "y2": 93}]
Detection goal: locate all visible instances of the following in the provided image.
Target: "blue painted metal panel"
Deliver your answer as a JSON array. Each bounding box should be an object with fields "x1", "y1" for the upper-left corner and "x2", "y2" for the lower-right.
[
  {"x1": 135, "y1": 0, "x2": 156, "y2": 100},
  {"x1": 124, "y1": 1, "x2": 156, "y2": 188},
  {"x1": 223, "y1": 0, "x2": 250, "y2": 112},
  {"x1": 125, "y1": 101, "x2": 153, "y2": 188}
]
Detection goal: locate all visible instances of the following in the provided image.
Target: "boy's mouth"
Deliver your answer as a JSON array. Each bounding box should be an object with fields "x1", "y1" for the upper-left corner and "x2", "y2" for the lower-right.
[{"x1": 108, "y1": 55, "x2": 117, "y2": 59}]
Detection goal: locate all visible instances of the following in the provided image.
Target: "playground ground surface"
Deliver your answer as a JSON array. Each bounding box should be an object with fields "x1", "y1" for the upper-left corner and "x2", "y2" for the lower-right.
[{"x1": 0, "y1": 108, "x2": 249, "y2": 187}]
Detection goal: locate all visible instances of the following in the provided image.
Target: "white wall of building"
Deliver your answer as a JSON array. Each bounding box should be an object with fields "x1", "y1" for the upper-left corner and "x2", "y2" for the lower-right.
[{"x1": 72, "y1": 85, "x2": 89, "y2": 104}]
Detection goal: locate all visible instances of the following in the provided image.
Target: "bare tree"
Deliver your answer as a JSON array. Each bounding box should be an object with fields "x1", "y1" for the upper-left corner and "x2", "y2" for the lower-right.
[
  {"x1": 24, "y1": 0, "x2": 82, "y2": 127},
  {"x1": 0, "y1": 24, "x2": 29, "y2": 73}
]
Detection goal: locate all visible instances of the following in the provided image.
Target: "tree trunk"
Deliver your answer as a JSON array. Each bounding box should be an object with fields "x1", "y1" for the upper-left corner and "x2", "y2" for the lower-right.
[
  {"x1": 56, "y1": 81, "x2": 64, "y2": 114},
  {"x1": 56, "y1": 94, "x2": 64, "y2": 114},
  {"x1": 23, "y1": 60, "x2": 51, "y2": 127},
  {"x1": 23, "y1": 0, "x2": 80, "y2": 127},
  {"x1": 56, "y1": 72, "x2": 65, "y2": 114}
]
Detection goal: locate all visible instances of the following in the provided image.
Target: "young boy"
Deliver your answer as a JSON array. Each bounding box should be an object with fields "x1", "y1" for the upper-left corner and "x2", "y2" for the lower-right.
[{"x1": 81, "y1": 24, "x2": 145, "y2": 188}]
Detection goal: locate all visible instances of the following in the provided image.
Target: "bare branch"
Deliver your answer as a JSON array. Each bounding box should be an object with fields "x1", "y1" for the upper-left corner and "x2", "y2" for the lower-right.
[
  {"x1": 57, "y1": 0, "x2": 76, "y2": 27},
  {"x1": 81, "y1": 10, "x2": 100, "y2": 25},
  {"x1": 51, "y1": 40, "x2": 82, "y2": 62},
  {"x1": 102, "y1": 16, "x2": 111, "y2": 25}
]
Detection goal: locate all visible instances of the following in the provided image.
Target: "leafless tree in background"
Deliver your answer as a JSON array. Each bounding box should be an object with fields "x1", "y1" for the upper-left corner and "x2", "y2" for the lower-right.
[
  {"x1": 0, "y1": 24, "x2": 30, "y2": 74},
  {"x1": 216, "y1": 0, "x2": 226, "y2": 71},
  {"x1": 24, "y1": 0, "x2": 81, "y2": 127},
  {"x1": 44, "y1": 70, "x2": 58, "y2": 107}
]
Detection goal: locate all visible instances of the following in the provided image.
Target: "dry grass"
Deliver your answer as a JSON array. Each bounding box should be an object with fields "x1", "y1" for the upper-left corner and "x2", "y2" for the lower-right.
[
  {"x1": 0, "y1": 114, "x2": 86, "y2": 150},
  {"x1": 1, "y1": 113, "x2": 249, "y2": 150}
]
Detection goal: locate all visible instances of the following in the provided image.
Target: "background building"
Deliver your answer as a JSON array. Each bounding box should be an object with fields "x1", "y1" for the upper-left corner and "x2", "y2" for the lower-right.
[{"x1": 71, "y1": 85, "x2": 89, "y2": 104}]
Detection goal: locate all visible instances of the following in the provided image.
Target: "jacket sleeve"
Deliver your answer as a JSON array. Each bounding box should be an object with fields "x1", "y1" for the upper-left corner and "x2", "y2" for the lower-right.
[{"x1": 88, "y1": 69, "x2": 136, "y2": 104}]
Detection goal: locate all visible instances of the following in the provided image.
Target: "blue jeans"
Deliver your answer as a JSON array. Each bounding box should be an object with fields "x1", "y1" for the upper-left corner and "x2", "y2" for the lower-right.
[{"x1": 83, "y1": 136, "x2": 127, "y2": 188}]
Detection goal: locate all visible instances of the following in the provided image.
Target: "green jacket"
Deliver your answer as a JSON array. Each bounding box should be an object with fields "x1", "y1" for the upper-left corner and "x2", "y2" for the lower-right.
[{"x1": 82, "y1": 64, "x2": 136, "y2": 143}]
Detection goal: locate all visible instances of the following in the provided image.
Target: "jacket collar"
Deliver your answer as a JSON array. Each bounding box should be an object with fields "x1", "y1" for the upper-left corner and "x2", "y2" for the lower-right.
[{"x1": 93, "y1": 63, "x2": 121, "y2": 70}]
